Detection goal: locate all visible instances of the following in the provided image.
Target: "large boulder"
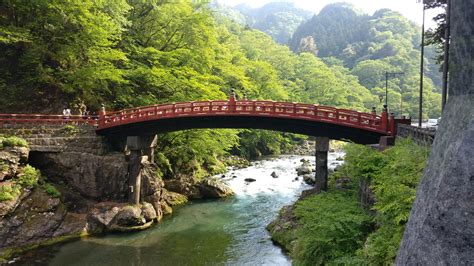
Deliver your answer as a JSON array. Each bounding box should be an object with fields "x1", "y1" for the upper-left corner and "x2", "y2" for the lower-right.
[
  {"x1": 162, "y1": 189, "x2": 188, "y2": 206},
  {"x1": 198, "y1": 178, "x2": 234, "y2": 198},
  {"x1": 113, "y1": 205, "x2": 145, "y2": 227}
]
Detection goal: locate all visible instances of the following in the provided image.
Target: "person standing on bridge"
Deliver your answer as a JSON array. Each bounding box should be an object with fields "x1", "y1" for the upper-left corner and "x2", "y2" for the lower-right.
[{"x1": 62, "y1": 106, "x2": 71, "y2": 119}]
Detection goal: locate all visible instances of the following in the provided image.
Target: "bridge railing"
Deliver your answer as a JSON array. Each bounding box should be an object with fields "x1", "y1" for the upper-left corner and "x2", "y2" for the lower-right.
[
  {"x1": 100, "y1": 100, "x2": 386, "y2": 133},
  {"x1": 0, "y1": 114, "x2": 98, "y2": 127}
]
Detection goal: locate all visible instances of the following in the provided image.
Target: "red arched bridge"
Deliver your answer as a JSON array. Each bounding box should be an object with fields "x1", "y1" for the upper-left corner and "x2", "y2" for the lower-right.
[{"x1": 0, "y1": 97, "x2": 410, "y2": 144}]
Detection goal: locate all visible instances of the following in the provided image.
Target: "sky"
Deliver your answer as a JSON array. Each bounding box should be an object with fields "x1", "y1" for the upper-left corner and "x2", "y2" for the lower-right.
[{"x1": 217, "y1": 0, "x2": 442, "y2": 29}]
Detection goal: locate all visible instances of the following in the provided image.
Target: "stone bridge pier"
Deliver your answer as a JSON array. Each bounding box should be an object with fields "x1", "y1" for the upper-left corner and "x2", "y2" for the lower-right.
[
  {"x1": 126, "y1": 135, "x2": 157, "y2": 205},
  {"x1": 315, "y1": 137, "x2": 329, "y2": 191}
]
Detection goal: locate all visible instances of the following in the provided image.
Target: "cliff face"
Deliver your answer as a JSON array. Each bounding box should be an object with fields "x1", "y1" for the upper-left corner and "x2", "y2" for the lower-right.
[
  {"x1": 396, "y1": 1, "x2": 474, "y2": 264},
  {"x1": 0, "y1": 128, "x2": 166, "y2": 259}
]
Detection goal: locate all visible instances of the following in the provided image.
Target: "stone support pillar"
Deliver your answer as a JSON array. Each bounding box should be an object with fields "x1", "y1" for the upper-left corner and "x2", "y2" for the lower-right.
[
  {"x1": 126, "y1": 135, "x2": 157, "y2": 205},
  {"x1": 315, "y1": 137, "x2": 329, "y2": 191}
]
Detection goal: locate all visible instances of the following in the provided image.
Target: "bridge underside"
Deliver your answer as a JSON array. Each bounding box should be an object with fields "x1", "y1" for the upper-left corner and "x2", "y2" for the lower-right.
[{"x1": 97, "y1": 115, "x2": 385, "y2": 144}]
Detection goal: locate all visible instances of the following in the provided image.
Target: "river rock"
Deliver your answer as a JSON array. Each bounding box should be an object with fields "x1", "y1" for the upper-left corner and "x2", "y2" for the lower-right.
[
  {"x1": 302, "y1": 174, "x2": 315, "y2": 185},
  {"x1": 296, "y1": 161, "x2": 312, "y2": 176},
  {"x1": 140, "y1": 202, "x2": 157, "y2": 221},
  {"x1": 113, "y1": 205, "x2": 145, "y2": 227},
  {"x1": 162, "y1": 189, "x2": 188, "y2": 206},
  {"x1": 335, "y1": 156, "x2": 344, "y2": 161},
  {"x1": 144, "y1": 191, "x2": 164, "y2": 221},
  {"x1": 244, "y1": 178, "x2": 256, "y2": 182},
  {"x1": 271, "y1": 171, "x2": 279, "y2": 178},
  {"x1": 89, "y1": 202, "x2": 123, "y2": 228},
  {"x1": 160, "y1": 201, "x2": 173, "y2": 215},
  {"x1": 198, "y1": 178, "x2": 234, "y2": 198}
]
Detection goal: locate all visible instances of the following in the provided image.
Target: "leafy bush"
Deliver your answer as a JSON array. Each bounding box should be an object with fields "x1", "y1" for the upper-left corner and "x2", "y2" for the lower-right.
[
  {"x1": 362, "y1": 139, "x2": 429, "y2": 264},
  {"x1": 292, "y1": 190, "x2": 373, "y2": 265},
  {"x1": 61, "y1": 125, "x2": 80, "y2": 136},
  {"x1": 0, "y1": 183, "x2": 20, "y2": 202},
  {"x1": 0, "y1": 136, "x2": 28, "y2": 149},
  {"x1": 42, "y1": 183, "x2": 61, "y2": 198},
  {"x1": 18, "y1": 165, "x2": 39, "y2": 187},
  {"x1": 336, "y1": 139, "x2": 429, "y2": 264}
]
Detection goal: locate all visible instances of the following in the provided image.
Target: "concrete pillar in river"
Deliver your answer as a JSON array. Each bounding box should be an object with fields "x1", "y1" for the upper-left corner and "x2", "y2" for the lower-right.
[
  {"x1": 315, "y1": 137, "x2": 329, "y2": 191},
  {"x1": 126, "y1": 135, "x2": 157, "y2": 205}
]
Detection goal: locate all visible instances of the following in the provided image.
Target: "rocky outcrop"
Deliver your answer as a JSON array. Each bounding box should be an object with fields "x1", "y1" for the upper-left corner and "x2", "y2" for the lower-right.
[
  {"x1": 164, "y1": 177, "x2": 234, "y2": 199},
  {"x1": 396, "y1": 2, "x2": 474, "y2": 264},
  {"x1": 0, "y1": 147, "x2": 28, "y2": 182},
  {"x1": 198, "y1": 178, "x2": 234, "y2": 198},
  {"x1": 0, "y1": 130, "x2": 167, "y2": 260},
  {"x1": 0, "y1": 189, "x2": 91, "y2": 253},
  {"x1": 266, "y1": 205, "x2": 298, "y2": 252},
  {"x1": 29, "y1": 152, "x2": 129, "y2": 201}
]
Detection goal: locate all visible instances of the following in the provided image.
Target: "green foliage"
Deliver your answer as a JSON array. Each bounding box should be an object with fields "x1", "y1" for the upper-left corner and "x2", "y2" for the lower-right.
[
  {"x1": 61, "y1": 125, "x2": 80, "y2": 136},
  {"x1": 155, "y1": 129, "x2": 239, "y2": 180},
  {"x1": 292, "y1": 190, "x2": 373, "y2": 265},
  {"x1": 290, "y1": 3, "x2": 442, "y2": 119},
  {"x1": 0, "y1": 183, "x2": 20, "y2": 202},
  {"x1": 0, "y1": 136, "x2": 28, "y2": 149},
  {"x1": 18, "y1": 165, "x2": 39, "y2": 187},
  {"x1": 230, "y1": 2, "x2": 312, "y2": 44},
  {"x1": 339, "y1": 139, "x2": 429, "y2": 264},
  {"x1": 42, "y1": 182, "x2": 61, "y2": 198}
]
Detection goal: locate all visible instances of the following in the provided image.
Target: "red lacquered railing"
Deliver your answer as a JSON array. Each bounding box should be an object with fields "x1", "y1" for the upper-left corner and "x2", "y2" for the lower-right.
[
  {"x1": 0, "y1": 100, "x2": 398, "y2": 135},
  {"x1": 99, "y1": 100, "x2": 388, "y2": 134},
  {"x1": 0, "y1": 114, "x2": 99, "y2": 127}
]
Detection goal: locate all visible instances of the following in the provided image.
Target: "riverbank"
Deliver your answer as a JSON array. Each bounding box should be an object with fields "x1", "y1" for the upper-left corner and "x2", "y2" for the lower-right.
[
  {"x1": 7, "y1": 155, "x2": 333, "y2": 265},
  {"x1": 267, "y1": 139, "x2": 430, "y2": 264},
  {"x1": 0, "y1": 131, "x2": 241, "y2": 263}
]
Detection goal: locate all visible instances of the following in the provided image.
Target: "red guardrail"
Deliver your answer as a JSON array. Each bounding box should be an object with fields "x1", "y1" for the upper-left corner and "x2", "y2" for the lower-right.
[
  {"x1": 0, "y1": 114, "x2": 99, "y2": 127},
  {"x1": 99, "y1": 100, "x2": 388, "y2": 134},
  {"x1": 0, "y1": 100, "x2": 396, "y2": 135}
]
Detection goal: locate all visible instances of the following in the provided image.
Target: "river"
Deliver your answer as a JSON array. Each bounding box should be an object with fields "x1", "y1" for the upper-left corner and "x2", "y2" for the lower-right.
[{"x1": 12, "y1": 153, "x2": 343, "y2": 265}]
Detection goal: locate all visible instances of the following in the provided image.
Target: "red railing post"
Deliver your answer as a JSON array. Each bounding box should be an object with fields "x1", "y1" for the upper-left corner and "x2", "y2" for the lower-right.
[
  {"x1": 380, "y1": 105, "x2": 388, "y2": 133},
  {"x1": 229, "y1": 89, "x2": 236, "y2": 113},
  {"x1": 389, "y1": 113, "x2": 396, "y2": 136}
]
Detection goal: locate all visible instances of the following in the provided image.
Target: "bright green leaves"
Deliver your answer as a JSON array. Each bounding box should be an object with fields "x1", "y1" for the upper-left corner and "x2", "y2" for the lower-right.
[
  {"x1": 0, "y1": 0, "x2": 130, "y2": 110},
  {"x1": 341, "y1": 139, "x2": 430, "y2": 265},
  {"x1": 292, "y1": 190, "x2": 373, "y2": 265}
]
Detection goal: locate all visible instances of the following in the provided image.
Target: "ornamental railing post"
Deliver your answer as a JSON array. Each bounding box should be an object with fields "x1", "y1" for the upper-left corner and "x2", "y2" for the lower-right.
[
  {"x1": 98, "y1": 104, "x2": 106, "y2": 128},
  {"x1": 389, "y1": 113, "x2": 396, "y2": 136},
  {"x1": 229, "y1": 89, "x2": 236, "y2": 112},
  {"x1": 380, "y1": 105, "x2": 388, "y2": 133}
]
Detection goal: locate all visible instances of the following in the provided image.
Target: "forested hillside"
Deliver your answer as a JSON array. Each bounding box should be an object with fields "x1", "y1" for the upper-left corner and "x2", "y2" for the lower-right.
[
  {"x1": 0, "y1": 0, "x2": 377, "y2": 179},
  {"x1": 232, "y1": 2, "x2": 312, "y2": 44},
  {"x1": 289, "y1": 3, "x2": 442, "y2": 118}
]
